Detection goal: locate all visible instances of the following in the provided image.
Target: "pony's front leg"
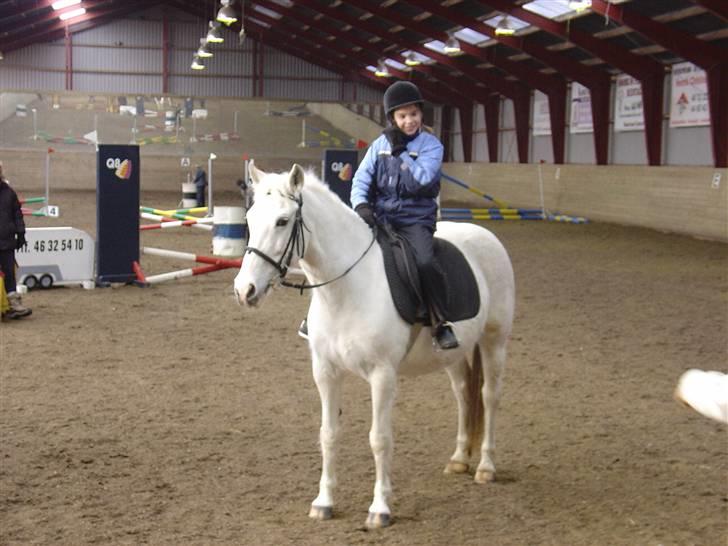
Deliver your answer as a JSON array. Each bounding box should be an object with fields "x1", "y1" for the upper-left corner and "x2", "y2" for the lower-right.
[
  {"x1": 366, "y1": 367, "x2": 397, "y2": 529},
  {"x1": 309, "y1": 358, "x2": 343, "y2": 521}
]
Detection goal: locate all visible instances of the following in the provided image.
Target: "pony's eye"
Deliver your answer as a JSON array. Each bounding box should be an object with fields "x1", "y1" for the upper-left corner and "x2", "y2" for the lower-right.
[{"x1": 276, "y1": 217, "x2": 289, "y2": 227}]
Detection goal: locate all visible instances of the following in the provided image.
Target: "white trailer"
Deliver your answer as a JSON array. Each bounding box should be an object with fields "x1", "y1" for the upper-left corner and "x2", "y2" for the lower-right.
[{"x1": 16, "y1": 227, "x2": 95, "y2": 289}]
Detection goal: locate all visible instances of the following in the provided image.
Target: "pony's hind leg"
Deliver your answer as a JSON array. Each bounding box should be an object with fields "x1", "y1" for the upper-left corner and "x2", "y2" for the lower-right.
[
  {"x1": 475, "y1": 332, "x2": 508, "y2": 484},
  {"x1": 443, "y1": 358, "x2": 474, "y2": 475},
  {"x1": 309, "y1": 358, "x2": 343, "y2": 520}
]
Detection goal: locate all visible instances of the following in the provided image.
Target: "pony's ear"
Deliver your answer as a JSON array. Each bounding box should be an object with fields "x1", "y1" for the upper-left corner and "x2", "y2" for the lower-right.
[
  {"x1": 248, "y1": 159, "x2": 265, "y2": 185},
  {"x1": 288, "y1": 163, "x2": 305, "y2": 194}
]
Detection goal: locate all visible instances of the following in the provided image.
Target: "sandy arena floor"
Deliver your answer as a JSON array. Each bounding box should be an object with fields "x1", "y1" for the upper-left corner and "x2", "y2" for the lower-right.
[{"x1": 1, "y1": 189, "x2": 726, "y2": 545}]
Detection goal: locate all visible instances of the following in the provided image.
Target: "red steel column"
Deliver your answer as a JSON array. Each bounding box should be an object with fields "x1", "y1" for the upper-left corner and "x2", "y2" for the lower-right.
[{"x1": 64, "y1": 25, "x2": 73, "y2": 90}]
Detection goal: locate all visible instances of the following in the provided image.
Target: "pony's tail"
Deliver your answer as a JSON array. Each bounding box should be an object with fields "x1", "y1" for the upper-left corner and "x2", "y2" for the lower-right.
[{"x1": 465, "y1": 344, "x2": 485, "y2": 457}]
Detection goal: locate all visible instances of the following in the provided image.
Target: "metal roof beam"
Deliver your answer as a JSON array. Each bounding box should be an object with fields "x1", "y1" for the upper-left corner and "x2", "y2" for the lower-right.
[
  {"x1": 691, "y1": 0, "x2": 728, "y2": 21},
  {"x1": 590, "y1": 0, "x2": 725, "y2": 68},
  {"x1": 295, "y1": 0, "x2": 526, "y2": 100},
  {"x1": 247, "y1": 2, "x2": 471, "y2": 111},
  {"x1": 1, "y1": 0, "x2": 161, "y2": 53}
]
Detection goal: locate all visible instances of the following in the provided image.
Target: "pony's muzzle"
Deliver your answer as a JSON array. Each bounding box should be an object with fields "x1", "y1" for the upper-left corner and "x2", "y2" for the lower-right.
[{"x1": 234, "y1": 283, "x2": 258, "y2": 307}]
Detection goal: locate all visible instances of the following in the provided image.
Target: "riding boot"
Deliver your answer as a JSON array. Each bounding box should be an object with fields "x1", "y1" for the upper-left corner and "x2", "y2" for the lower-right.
[
  {"x1": 420, "y1": 263, "x2": 459, "y2": 350},
  {"x1": 6, "y1": 292, "x2": 32, "y2": 320}
]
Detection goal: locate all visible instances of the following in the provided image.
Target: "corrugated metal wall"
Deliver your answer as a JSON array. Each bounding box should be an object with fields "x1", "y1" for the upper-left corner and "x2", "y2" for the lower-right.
[{"x1": 0, "y1": 7, "x2": 382, "y2": 104}]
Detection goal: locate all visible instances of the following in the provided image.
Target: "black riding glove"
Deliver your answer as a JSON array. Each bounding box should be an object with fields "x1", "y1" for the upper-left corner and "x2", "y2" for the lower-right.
[
  {"x1": 383, "y1": 127, "x2": 407, "y2": 156},
  {"x1": 16, "y1": 233, "x2": 27, "y2": 250},
  {"x1": 355, "y1": 203, "x2": 376, "y2": 228}
]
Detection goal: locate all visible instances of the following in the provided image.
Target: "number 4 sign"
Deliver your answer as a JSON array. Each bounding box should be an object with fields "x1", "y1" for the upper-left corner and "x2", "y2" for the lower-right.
[{"x1": 43, "y1": 205, "x2": 60, "y2": 217}]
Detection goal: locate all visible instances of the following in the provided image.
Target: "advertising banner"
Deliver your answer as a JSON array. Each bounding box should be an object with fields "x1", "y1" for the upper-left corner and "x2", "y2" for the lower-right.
[
  {"x1": 533, "y1": 91, "x2": 551, "y2": 136},
  {"x1": 570, "y1": 82, "x2": 593, "y2": 134},
  {"x1": 669, "y1": 62, "x2": 710, "y2": 128},
  {"x1": 322, "y1": 149, "x2": 358, "y2": 207},
  {"x1": 96, "y1": 145, "x2": 140, "y2": 284},
  {"x1": 615, "y1": 74, "x2": 645, "y2": 132}
]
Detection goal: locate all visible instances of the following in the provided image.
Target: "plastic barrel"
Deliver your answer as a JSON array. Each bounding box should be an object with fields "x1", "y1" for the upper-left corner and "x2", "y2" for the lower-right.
[
  {"x1": 182, "y1": 182, "x2": 197, "y2": 208},
  {"x1": 164, "y1": 110, "x2": 175, "y2": 131},
  {"x1": 212, "y1": 206, "x2": 246, "y2": 257}
]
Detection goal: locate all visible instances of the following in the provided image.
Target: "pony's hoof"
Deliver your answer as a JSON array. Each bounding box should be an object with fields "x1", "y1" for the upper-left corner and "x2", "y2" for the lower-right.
[
  {"x1": 443, "y1": 461, "x2": 470, "y2": 474},
  {"x1": 366, "y1": 511, "x2": 391, "y2": 529},
  {"x1": 309, "y1": 505, "x2": 333, "y2": 520},
  {"x1": 474, "y1": 470, "x2": 496, "y2": 483}
]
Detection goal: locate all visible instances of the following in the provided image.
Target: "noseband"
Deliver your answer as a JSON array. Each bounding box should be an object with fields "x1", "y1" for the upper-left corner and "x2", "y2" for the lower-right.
[{"x1": 244, "y1": 193, "x2": 376, "y2": 293}]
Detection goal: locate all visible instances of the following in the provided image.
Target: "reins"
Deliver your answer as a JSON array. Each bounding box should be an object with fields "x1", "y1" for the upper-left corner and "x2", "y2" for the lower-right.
[{"x1": 245, "y1": 193, "x2": 377, "y2": 294}]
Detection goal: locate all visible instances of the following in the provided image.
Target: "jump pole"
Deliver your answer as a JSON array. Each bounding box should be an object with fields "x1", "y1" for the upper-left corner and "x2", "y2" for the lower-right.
[
  {"x1": 144, "y1": 264, "x2": 227, "y2": 285},
  {"x1": 537, "y1": 160, "x2": 547, "y2": 220},
  {"x1": 142, "y1": 246, "x2": 242, "y2": 268},
  {"x1": 207, "y1": 152, "x2": 216, "y2": 216},
  {"x1": 139, "y1": 206, "x2": 207, "y2": 222},
  {"x1": 140, "y1": 212, "x2": 213, "y2": 231}
]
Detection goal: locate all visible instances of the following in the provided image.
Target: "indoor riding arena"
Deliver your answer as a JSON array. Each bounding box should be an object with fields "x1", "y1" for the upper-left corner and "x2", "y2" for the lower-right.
[{"x1": 1, "y1": 1, "x2": 726, "y2": 545}]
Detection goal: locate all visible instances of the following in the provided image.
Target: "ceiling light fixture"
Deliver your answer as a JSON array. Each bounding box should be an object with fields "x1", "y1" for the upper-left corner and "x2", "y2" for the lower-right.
[
  {"x1": 52, "y1": 0, "x2": 81, "y2": 10},
  {"x1": 404, "y1": 51, "x2": 421, "y2": 67},
  {"x1": 443, "y1": 32, "x2": 461, "y2": 54},
  {"x1": 217, "y1": 0, "x2": 238, "y2": 26},
  {"x1": 206, "y1": 21, "x2": 224, "y2": 43},
  {"x1": 495, "y1": 16, "x2": 516, "y2": 36},
  {"x1": 191, "y1": 55, "x2": 206, "y2": 70},
  {"x1": 568, "y1": 0, "x2": 592, "y2": 12},
  {"x1": 374, "y1": 59, "x2": 390, "y2": 78},
  {"x1": 197, "y1": 38, "x2": 213, "y2": 58},
  {"x1": 59, "y1": 7, "x2": 86, "y2": 21}
]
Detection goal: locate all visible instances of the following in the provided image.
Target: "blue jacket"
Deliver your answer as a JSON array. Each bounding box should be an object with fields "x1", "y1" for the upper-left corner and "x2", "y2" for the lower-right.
[{"x1": 350, "y1": 130, "x2": 443, "y2": 227}]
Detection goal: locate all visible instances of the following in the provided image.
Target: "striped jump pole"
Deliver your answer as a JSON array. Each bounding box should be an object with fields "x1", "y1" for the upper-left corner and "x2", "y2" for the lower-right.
[
  {"x1": 21, "y1": 207, "x2": 50, "y2": 217},
  {"x1": 139, "y1": 206, "x2": 206, "y2": 222},
  {"x1": 20, "y1": 197, "x2": 46, "y2": 205},
  {"x1": 442, "y1": 207, "x2": 544, "y2": 216},
  {"x1": 156, "y1": 206, "x2": 208, "y2": 216},
  {"x1": 142, "y1": 246, "x2": 242, "y2": 268},
  {"x1": 441, "y1": 207, "x2": 544, "y2": 221},
  {"x1": 140, "y1": 212, "x2": 213, "y2": 231},
  {"x1": 441, "y1": 173, "x2": 509, "y2": 208},
  {"x1": 144, "y1": 264, "x2": 227, "y2": 285}
]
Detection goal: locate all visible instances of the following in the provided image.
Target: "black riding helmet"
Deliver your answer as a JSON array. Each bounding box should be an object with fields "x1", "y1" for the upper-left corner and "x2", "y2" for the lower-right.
[{"x1": 383, "y1": 81, "x2": 424, "y2": 119}]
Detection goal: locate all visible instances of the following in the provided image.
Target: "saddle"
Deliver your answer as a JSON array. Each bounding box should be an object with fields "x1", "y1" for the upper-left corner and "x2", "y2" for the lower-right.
[{"x1": 376, "y1": 225, "x2": 480, "y2": 326}]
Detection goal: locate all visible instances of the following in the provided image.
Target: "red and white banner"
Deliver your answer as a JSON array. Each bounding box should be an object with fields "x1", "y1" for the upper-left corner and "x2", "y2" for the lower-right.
[
  {"x1": 570, "y1": 82, "x2": 593, "y2": 134},
  {"x1": 614, "y1": 74, "x2": 644, "y2": 132},
  {"x1": 669, "y1": 62, "x2": 710, "y2": 128}
]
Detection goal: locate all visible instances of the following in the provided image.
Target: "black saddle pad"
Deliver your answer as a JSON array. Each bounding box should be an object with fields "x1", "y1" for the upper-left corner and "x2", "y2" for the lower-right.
[{"x1": 377, "y1": 227, "x2": 480, "y2": 326}]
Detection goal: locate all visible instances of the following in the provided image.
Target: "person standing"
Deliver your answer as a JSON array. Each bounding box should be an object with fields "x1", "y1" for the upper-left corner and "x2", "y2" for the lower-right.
[
  {"x1": 0, "y1": 160, "x2": 32, "y2": 320},
  {"x1": 193, "y1": 164, "x2": 208, "y2": 207}
]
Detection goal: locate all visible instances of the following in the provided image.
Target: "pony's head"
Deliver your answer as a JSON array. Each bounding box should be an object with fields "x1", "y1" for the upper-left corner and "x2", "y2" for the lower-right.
[{"x1": 234, "y1": 160, "x2": 306, "y2": 307}]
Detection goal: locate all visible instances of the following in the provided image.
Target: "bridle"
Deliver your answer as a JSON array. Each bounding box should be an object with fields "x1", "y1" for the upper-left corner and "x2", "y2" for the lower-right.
[{"x1": 244, "y1": 193, "x2": 376, "y2": 293}]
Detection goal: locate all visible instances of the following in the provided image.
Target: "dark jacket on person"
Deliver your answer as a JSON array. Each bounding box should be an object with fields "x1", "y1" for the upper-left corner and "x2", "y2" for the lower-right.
[
  {"x1": 0, "y1": 180, "x2": 25, "y2": 251},
  {"x1": 193, "y1": 168, "x2": 207, "y2": 189}
]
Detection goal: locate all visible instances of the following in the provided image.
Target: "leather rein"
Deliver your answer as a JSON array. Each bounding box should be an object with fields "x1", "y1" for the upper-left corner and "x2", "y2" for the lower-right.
[{"x1": 244, "y1": 193, "x2": 376, "y2": 293}]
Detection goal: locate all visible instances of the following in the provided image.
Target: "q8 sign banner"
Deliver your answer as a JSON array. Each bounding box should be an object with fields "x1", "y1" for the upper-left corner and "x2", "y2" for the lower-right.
[{"x1": 96, "y1": 144, "x2": 140, "y2": 284}]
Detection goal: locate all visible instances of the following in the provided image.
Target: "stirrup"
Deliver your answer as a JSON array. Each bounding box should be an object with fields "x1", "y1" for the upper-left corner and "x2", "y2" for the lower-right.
[
  {"x1": 298, "y1": 318, "x2": 309, "y2": 340},
  {"x1": 434, "y1": 321, "x2": 459, "y2": 350}
]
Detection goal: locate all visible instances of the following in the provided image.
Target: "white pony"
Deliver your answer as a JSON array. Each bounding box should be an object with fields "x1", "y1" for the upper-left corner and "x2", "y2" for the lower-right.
[{"x1": 234, "y1": 162, "x2": 515, "y2": 528}]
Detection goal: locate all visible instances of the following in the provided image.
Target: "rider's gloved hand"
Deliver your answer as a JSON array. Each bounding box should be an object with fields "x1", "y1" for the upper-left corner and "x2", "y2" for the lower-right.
[
  {"x1": 355, "y1": 203, "x2": 376, "y2": 228},
  {"x1": 383, "y1": 127, "x2": 407, "y2": 156}
]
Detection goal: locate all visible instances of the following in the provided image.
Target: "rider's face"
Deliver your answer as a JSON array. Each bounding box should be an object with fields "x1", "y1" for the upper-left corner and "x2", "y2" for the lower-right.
[{"x1": 393, "y1": 105, "x2": 422, "y2": 136}]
